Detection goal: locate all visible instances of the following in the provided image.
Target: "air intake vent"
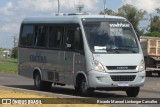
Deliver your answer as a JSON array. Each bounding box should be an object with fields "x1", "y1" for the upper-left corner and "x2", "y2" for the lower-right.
[
  {"x1": 110, "y1": 75, "x2": 136, "y2": 81},
  {"x1": 106, "y1": 66, "x2": 136, "y2": 70}
]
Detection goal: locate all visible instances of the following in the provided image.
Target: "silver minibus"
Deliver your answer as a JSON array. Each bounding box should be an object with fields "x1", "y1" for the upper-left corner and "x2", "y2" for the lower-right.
[{"x1": 18, "y1": 14, "x2": 145, "y2": 97}]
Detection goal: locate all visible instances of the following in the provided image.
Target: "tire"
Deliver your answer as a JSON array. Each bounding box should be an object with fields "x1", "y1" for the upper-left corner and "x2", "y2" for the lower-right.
[
  {"x1": 126, "y1": 87, "x2": 140, "y2": 97},
  {"x1": 79, "y1": 77, "x2": 94, "y2": 96},
  {"x1": 34, "y1": 73, "x2": 52, "y2": 91},
  {"x1": 158, "y1": 72, "x2": 160, "y2": 77},
  {"x1": 146, "y1": 72, "x2": 152, "y2": 77},
  {"x1": 74, "y1": 85, "x2": 80, "y2": 93},
  {"x1": 43, "y1": 81, "x2": 52, "y2": 91}
]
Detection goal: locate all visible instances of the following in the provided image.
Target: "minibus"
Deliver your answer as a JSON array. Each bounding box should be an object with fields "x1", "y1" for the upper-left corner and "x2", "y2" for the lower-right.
[{"x1": 18, "y1": 14, "x2": 145, "y2": 97}]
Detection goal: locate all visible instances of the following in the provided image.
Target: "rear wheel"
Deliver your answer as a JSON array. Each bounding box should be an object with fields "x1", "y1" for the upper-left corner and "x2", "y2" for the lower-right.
[
  {"x1": 126, "y1": 87, "x2": 140, "y2": 97},
  {"x1": 34, "y1": 73, "x2": 52, "y2": 91}
]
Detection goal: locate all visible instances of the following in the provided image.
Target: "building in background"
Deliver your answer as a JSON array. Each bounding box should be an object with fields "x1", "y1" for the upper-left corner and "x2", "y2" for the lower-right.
[{"x1": 0, "y1": 50, "x2": 12, "y2": 58}]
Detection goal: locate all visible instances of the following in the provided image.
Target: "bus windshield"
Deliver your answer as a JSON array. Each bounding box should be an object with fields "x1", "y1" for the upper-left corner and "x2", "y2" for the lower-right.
[{"x1": 82, "y1": 20, "x2": 139, "y2": 53}]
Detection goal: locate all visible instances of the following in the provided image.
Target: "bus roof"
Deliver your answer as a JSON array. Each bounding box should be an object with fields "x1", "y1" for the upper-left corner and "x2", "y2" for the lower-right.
[{"x1": 22, "y1": 15, "x2": 127, "y2": 24}]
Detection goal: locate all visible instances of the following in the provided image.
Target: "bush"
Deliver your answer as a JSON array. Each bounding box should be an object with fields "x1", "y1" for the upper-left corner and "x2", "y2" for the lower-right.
[
  {"x1": 11, "y1": 47, "x2": 18, "y2": 59},
  {"x1": 144, "y1": 31, "x2": 160, "y2": 37}
]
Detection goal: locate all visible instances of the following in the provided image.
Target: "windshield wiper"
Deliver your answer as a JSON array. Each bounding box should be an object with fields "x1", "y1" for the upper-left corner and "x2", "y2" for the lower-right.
[
  {"x1": 112, "y1": 48, "x2": 137, "y2": 53},
  {"x1": 108, "y1": 49, "x2": 120, "y2": 54}
]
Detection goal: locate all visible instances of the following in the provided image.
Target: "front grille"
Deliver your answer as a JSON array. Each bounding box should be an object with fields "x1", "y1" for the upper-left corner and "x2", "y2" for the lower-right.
[
  {"x1": 110, "y1": 75, "x2": 136, "y2": 81},
  {"x1": 106, "y1": 66, "x2": 137, "y2": 70}
]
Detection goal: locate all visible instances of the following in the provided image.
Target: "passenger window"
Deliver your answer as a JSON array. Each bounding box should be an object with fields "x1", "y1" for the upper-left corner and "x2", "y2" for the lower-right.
[
  {"x1": 35, "y1": 25, "x2": 49, "y2": 47},
  {"x1": 74, "y1": 28, "x2": 83, "y2": 52},
  {"x1": 49, "y1": 26, "x2": 63, "y2": 49},
  {"x1": 65, "y1": 26, "x2": 83, "y2": 52},
  {"x1": 65, "y1": 29, "x2": 75, "y2": 50},
  {"x1": 20, "y1": 25, "x2": 34, "y2": 46}
]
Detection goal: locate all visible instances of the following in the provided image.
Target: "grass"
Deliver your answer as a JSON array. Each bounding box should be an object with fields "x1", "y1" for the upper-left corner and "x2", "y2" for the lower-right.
[{"x1": 0, "y1": 58, "x2": 18, "y2": 74}]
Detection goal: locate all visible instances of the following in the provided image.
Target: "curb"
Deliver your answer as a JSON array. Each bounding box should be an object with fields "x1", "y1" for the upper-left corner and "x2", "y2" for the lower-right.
[
  {"x1": 0, "y1": 85, "x2": 56, "y2": 98},
  {"x1": 0, "y1": 85, "x2": 82, "y2": 98}
]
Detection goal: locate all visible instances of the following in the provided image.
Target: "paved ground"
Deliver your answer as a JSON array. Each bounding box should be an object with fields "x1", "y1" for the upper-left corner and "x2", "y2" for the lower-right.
[{"x1": 0, "y1": 73, "x2": 160, "y2": 107}]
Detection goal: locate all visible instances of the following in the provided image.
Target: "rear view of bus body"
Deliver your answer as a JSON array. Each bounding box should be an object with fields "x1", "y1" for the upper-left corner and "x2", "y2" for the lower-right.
[{"x1": 18, "y1": 15, "x2": 145, "y2": 97}]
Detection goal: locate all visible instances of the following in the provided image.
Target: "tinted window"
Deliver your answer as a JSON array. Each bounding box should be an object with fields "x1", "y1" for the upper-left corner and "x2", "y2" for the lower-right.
[
  {"x1": 73, "y1": 29, "x2": 83, "y2": 51},
  {"x1": 49, "y1": 26, "x2": 63, "y2": 48},
  {"x1": 65, "y1": 29, "x2": 75, "y2": 50},
  {"x1": 20, "y1": 25, "x2": 34, "y2": 46},
  {"x1": 34, "y1": 25, "x2": 49, "y2": 47},
  {"x1": 65, "y1": 25, "x2": 83, "y2": 52}
]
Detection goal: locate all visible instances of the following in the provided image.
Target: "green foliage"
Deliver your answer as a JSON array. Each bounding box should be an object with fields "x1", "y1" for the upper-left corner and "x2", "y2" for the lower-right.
[
  {"x1": 150, "y1": 16, "x2": 160, "y2": 32},
  {"x1": 117, "y1": 4, "x2": 146, "y2": 36},
  {"x1": 100, "y1": 8, "x2": 116, "y2": 15},
  {"x1": 0, "y1": 58, "x2": 17, "y2": 63},
  {"x1": 139, "y1": 29, "x2": 145, "y2": 36},
  {"x1": 0, "y1": 58, "x2": 18, "y2": 74},
  {"x1": 156, "y1": 8, "x2": 160, "y2": 14},
  {"x1": 11, "y1": 47, "x2": 18, "y2": 59},
  {"x1": 144, "y1": 31, "x2": 160, "y2": 37}
]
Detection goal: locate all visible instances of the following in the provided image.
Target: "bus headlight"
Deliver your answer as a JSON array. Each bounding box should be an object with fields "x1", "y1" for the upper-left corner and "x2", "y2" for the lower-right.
[
  {"x1": 138, "y1": 60, "x2": 145, "y2": 72},
  {"x1": 92, "y1": 60, "x2": 105, "y2": 72}
]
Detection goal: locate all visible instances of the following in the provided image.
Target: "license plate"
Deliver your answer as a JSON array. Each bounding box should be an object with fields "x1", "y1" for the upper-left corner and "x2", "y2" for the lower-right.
[{"x1": 118, "y1": 82, "x2": 129, "y2": 86}]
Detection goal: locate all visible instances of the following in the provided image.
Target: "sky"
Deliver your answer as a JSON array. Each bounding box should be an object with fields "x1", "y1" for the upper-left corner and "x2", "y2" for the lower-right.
[{"x1": 0, "y1": 0, "x2": 159, "y2": 49}]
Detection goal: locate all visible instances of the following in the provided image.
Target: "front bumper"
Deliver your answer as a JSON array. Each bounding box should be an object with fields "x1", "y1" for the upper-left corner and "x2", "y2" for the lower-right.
[{"x1": 87, "y1": 70, "x2": 145, "y2": 89}]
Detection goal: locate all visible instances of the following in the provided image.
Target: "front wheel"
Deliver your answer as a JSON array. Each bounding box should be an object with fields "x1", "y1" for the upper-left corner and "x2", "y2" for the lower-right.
[
  {"x1": 79, "y1": 78, "x2": 94, "y2": 96},
  {"x1": 126, "y1": 87, "x2": 140, "y2": 97}
]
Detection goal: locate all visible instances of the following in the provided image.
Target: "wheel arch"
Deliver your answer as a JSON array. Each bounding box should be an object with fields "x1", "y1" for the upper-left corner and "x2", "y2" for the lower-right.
[
  {"x1": 75, "y1": 71, "x2": 88, "y2": 86},
  {"x1": 33, "y1": 67, "x2": 43, "y2": 80}
]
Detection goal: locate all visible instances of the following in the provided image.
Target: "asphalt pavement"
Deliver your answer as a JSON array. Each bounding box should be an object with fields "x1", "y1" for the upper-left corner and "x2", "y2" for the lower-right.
[{"x1": 0, "y1": 73, "x2": 160, "y2": 107}]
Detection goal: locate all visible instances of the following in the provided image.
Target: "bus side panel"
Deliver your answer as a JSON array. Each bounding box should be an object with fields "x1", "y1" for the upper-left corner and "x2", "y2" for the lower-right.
[
  {"x1": 74, "y1": 53, "x2": 86, "y2": 84},
  {"x1": 64, "y1": 51, "x2": 74, "y2": 84},
  {"x1": 19, "y1": 48, "x2": 66, "y2": 83},
  {"x1": 18, "y1": 48, "x2": 34, "y2": 78},
  {"x1": 40, "y1": 49, "x2": 65, "y2": 83}
]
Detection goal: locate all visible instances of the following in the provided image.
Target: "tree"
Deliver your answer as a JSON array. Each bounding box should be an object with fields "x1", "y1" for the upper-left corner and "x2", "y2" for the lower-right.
[
  {"x1": 156, "y1": 8, "x2": 160, "y2": 14},
  {"x1": 150, "y1": 15, "x2": 160, "y2": 32},
  {"x1": 144, "y1": 8, "x2": 160, "y2": 37},
  {"x1": 100, "y1": 8, "x2": 116, "y2": 15},
  {"x1": 11, "y1": 47, "x2": 18, "y2": 59},
  {"x1": 117, "y1": 4, "x2": 146, "y2": 38}
]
